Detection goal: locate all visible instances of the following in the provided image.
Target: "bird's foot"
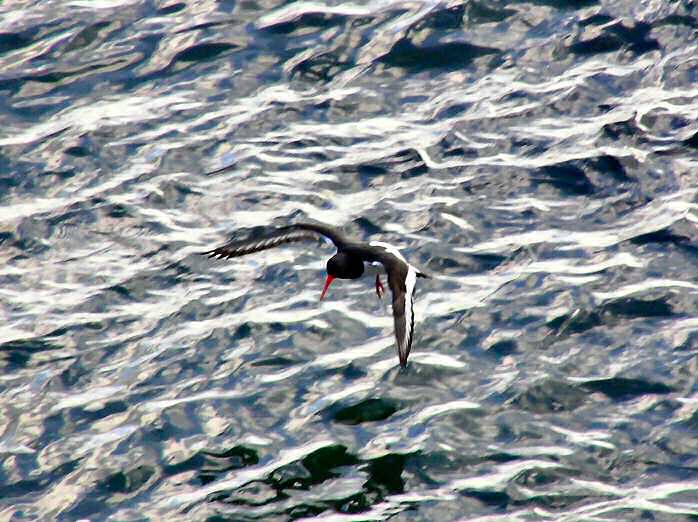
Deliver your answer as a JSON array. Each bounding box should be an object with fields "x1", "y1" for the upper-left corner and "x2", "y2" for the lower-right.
[{"x1": 375, "y1": 274, "x2": 385, "y2": 299}]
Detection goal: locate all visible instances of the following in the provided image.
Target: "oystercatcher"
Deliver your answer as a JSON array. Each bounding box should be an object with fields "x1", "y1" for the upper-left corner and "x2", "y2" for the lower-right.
[{"x1": 203, "y1": 222, "x2": 428, "y2": 367}]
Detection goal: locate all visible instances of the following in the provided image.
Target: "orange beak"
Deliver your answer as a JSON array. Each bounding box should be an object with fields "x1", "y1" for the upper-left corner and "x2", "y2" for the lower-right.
[{"x1": 320, "y1": 275, "x2": 335, "y2": 301}]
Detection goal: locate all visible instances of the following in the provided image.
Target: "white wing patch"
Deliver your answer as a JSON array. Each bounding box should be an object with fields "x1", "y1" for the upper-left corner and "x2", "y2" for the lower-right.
[
  {"x1": 369, "y1": 240, "x2": 421, "y2": 365},
  {"x1": 369, "y1": 240, "x2": 424, "y2": 276},
  {"x1": 369, "y1": 241, "x2": 407, "y2": 263},
  {"x1": 403, "y1": 265, "x2": 417, "y2": 354}
]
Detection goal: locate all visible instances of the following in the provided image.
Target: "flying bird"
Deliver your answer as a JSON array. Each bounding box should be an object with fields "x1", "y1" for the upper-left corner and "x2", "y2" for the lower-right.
[{"x1": 203, "y1": 222, "x2": 428, "y2": 367}]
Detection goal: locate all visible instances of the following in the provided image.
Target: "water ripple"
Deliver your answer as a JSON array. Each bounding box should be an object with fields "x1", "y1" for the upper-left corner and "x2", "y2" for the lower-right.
[{"x1": 1, "y1": 0, "x2": 698, "y2": 520}]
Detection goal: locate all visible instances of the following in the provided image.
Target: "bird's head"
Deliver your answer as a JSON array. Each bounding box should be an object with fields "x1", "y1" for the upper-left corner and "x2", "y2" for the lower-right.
[{"x1": 320, "y1": 253, "x2": 364, "y2": 300}]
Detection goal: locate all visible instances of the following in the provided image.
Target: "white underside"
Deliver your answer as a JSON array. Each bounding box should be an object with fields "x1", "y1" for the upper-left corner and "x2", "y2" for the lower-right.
[
  {"x1": 402, "y1": 265, "x2": 417, "y2": 352},
  {"x1": 368, "y1": 241, "x2": 418, "y2": 354}
]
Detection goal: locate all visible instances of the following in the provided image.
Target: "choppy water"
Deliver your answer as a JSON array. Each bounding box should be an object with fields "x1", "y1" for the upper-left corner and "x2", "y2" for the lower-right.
[{"x1": 1, "y1": 0, "x2": 698, "y2": 520}]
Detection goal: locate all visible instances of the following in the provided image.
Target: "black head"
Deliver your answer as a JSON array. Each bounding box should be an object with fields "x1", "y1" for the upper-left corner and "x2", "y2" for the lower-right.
[
  {"x1": 320, "y1": 253, "x2": 365, "y2": 301},
  {"x1": 326, "y1": 252, "x2": 364, "y2": 279}
]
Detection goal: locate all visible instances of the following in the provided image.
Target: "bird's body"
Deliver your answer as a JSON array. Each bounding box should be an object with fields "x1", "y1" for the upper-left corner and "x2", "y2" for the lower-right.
[{"x1": 203, "y1": 222, "x2": 427, "y2": 367}]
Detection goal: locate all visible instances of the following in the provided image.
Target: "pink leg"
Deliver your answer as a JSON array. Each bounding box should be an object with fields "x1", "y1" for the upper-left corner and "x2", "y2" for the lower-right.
[{"x1": 375, "y1": 273, "x2": 385, "y2": 299}]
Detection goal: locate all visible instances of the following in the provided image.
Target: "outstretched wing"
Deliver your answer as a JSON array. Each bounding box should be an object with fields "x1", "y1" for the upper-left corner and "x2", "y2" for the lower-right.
[
  {"x1": 203, "y1": 222, "x2": 347, "y2": 260},
  {"x1": 365, "y1": 241, "x2": 427, "y2": 368}
]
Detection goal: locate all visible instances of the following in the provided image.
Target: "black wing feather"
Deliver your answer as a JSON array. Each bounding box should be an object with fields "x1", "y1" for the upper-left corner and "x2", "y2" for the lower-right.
[
  {"x1": 386, "y1": 265, "x2": 412, "y2": 368},
  {"x1": 364, "y1": 245, "x2": 418, "y2": 368},
  {"x1": 202, "y1": 222, "x2": 347, "y2": 259},
  {"x1": 278, "y1": 222, "x2": 347, "y2": 248}
]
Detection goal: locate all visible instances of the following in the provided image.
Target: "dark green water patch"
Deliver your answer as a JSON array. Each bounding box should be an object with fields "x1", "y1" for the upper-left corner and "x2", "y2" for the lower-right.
[
  {"x1": 330, "y1": 398, "x2": 400, "y2": 425},
  {"x1": 602, "y1": 297, "x2": 674, "y2": 319},
  {"x1": 0, "y1": 337, "x2": 64, "y2": 369},
  {"x1": 64, "y1": 21, "x2": 114, "y2": 53},
  {"x1": 157, "y1": 2, "x2": 186, "y2": 15},
  {"x1": 290, "y1": 49, "x2": 354, "y2": 83},
  {"x1": 262, "y1": 444, "x2": 360, "y2": 495},
  {"x1": 585, "y1": 154, "x2": 632, "y2": 182},
  {"x1": 0, "y1": 459, "x2": 80, "y2": 498},
  {"x1": 683, "y1": 131, "x2": 698, "y2": 149},
  {"x1": 173, "y1": 42, "x2": 238, "y2": 64},
  {"x1": 380, "y1": 39, "x2": 499, "y2": 71},
  {"x1": 365, "y1": 454, "x2": 406, "y2": 496},
  {"x1": 580, "y1": 377, "x2": 673, "y2": 401},
  {"x1": 512, "y1": 380, "x2": 587, "y2": 413},
  {"x1": 66, "y1": 465, "x2": 156, "y2": 520},
  {"x1": 162, "y1": 445, "x2": 260, "y2": 487},
  {"x1": 630, "y1": 227, "x2": 692, "y2": 246},
  {"x1": 0, "y1": 31, "x2": 34, "y2": 55},
  {"x1": 547, "y1": 296, "x2": 676, "y2": 340},
  {"x1": 568, "y1": 20, "x2": 659, "y2": 56},
  {"x1": 64, "y1": 400, "x2": 130, "y2": 431},
  {"x1": 656, "y1": 14, "x2": 698, "y2": 29},
  {"x1": 302, "y1": 445, "x2": 360, "y2": 485},
  {"x1": 546, "y1": 309, "x2": 601, "y2": 337},
  {"x1": 416, "y1": 4, "x2": 467, "y2": 30},
  {"x1": 535, "y1": 163, "x2": 596, "y2": 196},
  {"x1": 100, "y1": 465, "x2": 155, "y2": 494}
]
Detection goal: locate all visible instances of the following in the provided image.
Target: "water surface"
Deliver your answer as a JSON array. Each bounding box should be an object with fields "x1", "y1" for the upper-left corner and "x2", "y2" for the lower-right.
[{"x1": 1, "y1": 0, "x2": 698, "y2": 520}]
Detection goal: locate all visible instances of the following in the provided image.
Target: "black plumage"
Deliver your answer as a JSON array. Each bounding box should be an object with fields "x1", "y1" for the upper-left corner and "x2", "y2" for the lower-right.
[{"x1": 203, "y1": 222, "x2": 427, "y2": 367}]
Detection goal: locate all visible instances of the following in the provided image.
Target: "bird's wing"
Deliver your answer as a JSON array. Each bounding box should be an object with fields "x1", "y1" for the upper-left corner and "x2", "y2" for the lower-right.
[
  {"x1": 365, "y1": 241, "x2": 424, "y2": 367},
  {"x1": 203, "y1": 222, "x2": 347, "y2": 260},
  {"x1": 280, "y1": 222, "x2": 347, "y2": 248}
]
